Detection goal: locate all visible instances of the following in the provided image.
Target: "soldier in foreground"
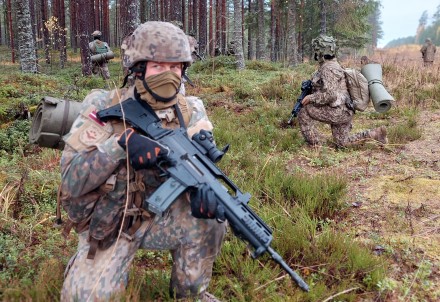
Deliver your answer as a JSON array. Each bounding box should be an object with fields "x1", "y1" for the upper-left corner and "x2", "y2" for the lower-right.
[
  {"x1": 89, "y1": 30, "x2": 112, "y2": 80},
  {"x1": 60, "y1": 21, "x2": 225, "y2": 302},
  {"x1": 297, "y1": 34, "x2": 387, "y2": 148},
  {"x1": 420, "y1": 38, "x2": 436, "y2": 67}
]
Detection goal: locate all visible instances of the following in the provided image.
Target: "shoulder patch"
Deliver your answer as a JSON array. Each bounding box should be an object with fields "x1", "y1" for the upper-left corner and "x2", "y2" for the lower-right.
[{"x1": 65, "y1": 105, "x2": 113, "y2": 151}]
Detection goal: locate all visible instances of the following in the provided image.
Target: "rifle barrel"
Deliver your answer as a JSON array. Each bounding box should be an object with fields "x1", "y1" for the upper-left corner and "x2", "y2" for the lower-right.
[{"x1": 268, "y1": 247, "x2": 310, "y2": 292}]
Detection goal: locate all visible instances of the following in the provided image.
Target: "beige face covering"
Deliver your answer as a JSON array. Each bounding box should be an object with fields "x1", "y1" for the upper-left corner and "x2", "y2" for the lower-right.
[{"x1": 135, "y1": 71, "x2": 181, "y2": 109}]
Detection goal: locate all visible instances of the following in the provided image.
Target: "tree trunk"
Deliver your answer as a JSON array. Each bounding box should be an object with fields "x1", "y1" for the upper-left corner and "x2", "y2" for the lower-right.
[
  {"x1": 233, "y1": 0, "x2": 245, "y2": 70},
  {"x1": 247, "y1": 0, "x2": 255, "y2": 60},
  {"x1": 286, "y1": 0, "x2": 298, "y2": 67},
  {"x1": 319, "y1": 0, "x2": 327, "y2": 34},
  {"x1": 78, "y1": 0, "x2": 92, "y2": 76},
  {"x1": 0, "y1": 0, "x2": 2, "y2": 45},
  {"x1": 270, "y1": 0, "x2": 276, "y2": 61},
  {"x1": 94, "y1": 0, "x2": 100, "y2": 31},
  {"x1": 198, "y1": 0, "x2": 207, "y2": 56},
  {"x1": 221, "y1": 0, "x2": 226, "y2": 53},
  {"x1": 215, "y1": 0, "x2": 222, "y2": 53},
  {"x1": 140, "y1": 0, "x2": 147, "y2": 23},
  {"x1": 103, "y1": 0, "x2": 110, "y2": 43},
  {"x1": 7, "y1": 0, "x2": 15, "y2": 62},
  {"x1": 192, "y1": 0, "x2": 198, "y2": 35},
  {"x1": 256, "y1": 0, "x2": 265, "y2": 59},
  {"x1": 41, "y1": 0, "x2": 50, "y2": 64},
  {"x1": 298, "y1": 0, "x2": 304, "y2": 61},
  {"x1": 58, "y1": 0, "x2": 67, "y2": 67},
  {"x1": 209, "y1": 0, "x2": 213, "y2": 56},
  {"x1": 70, "y1": 0, "x2": 78, "y2": 51},
  {"x1": 15, "y1": 0, "x2": 37, "y2": 72}
]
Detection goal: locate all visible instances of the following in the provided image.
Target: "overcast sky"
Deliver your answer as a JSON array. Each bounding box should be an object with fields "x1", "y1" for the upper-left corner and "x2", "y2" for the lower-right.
[{"x1": 378, "y1": 0, "x2": 440, "y2": 47}]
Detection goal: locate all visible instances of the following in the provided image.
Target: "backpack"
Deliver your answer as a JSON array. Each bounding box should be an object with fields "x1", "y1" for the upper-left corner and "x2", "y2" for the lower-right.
[
  {"x1": 344, "y1": 68, "x2": 370, "y2": 111},
  {"x1": 94, "y1": 41, "x2": 108, "y2": 54}
]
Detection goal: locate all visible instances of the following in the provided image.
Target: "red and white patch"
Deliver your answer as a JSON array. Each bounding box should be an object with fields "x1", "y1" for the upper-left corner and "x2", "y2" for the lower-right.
[
  {"x1": 88, "y1": 110, "x2": 106, "y2": 126},
  {"x1": 79, "y1": 124, "x2": 108, "y2": 146}
]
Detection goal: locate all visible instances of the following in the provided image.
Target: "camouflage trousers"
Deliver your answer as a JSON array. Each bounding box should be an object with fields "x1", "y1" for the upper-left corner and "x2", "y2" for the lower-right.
[
  {"x1": 60, "y1": 196, "x2": 226, "y2": 302},
  {"x1": 298, "y1": 104, "x2": 354, "y2": 146},
  {"x1": 92, "y1": 62, "x2": 110, "y2": 80}
]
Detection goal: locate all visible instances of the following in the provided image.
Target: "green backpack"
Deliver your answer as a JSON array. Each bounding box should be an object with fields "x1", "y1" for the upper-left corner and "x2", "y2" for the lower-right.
[{"x1": 94, "y1": 41, "x2": 108, "y2": 54}]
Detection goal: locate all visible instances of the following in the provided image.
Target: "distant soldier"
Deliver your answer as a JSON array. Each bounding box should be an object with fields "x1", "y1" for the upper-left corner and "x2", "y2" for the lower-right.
[
  {"x1": 188, "y1": 31, "x2": 203, "y2": 61},
  {"x1": 227, "y1": 41, "x2": 236, "y2": 56},
  {"x1": 360, "y1": 56, "x2": 370, "y2": 66},
  {"x1": 89, "y1": 30, "x2": 112, "y2": 80},
  {"x1": 298, "y1": 35, "x2": 388, "y2": 148},
  {"x1": 420, "y1": 38, "x2": 436, "y2": 67}
]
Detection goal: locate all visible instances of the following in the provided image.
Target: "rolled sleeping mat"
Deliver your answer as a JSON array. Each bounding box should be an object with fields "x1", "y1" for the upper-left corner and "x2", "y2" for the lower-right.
[
  {"x1": 361, "y1": 63, "x2": 394, "y2": 113},
  {"x1": 91, "y1": 51, "x2": 115, "y2": 63},
  {"x1": 29, "y1": 97, "x2": 83, "y2": 149}
]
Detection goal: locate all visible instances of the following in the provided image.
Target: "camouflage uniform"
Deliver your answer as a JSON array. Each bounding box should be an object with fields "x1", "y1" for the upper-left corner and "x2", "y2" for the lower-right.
[
  {"x1": 60, "y1": 22, "x2": 225, "y2": 301},
  {"x1": 89, "y1": 31, "x2": 111, "y2": 80},
  {"x1": 188, "y1": 35, "x2": 198, "y2": 55},
  {"x1": 298, "y1": 35, "x2": 387, "y2": 147},
  {"x1": 420, "y1": 38, "x2": 436, "y2": 67}
]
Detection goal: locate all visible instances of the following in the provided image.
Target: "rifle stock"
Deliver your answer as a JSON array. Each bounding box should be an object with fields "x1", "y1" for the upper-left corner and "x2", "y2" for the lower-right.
[{"x1": 97, "y1": 98, "x2": 309, "y2": 292}]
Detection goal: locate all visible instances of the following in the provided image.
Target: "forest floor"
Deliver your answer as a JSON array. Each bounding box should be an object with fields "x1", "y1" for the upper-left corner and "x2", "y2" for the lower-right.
[{"x1": 286, "y1": 104, "x2": 440, "y2": 300}]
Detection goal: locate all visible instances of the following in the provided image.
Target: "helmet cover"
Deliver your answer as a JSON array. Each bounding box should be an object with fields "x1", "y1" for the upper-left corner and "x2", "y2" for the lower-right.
[
  {"x1": 91, "y1": 30, "x2": 102, "y2": 37},
  {"x1": 122, "y1": 21, "x2": 193, "y2": 69},
  {"x1": 312, "y1": 34, "x2": 337, "y2": 60}
]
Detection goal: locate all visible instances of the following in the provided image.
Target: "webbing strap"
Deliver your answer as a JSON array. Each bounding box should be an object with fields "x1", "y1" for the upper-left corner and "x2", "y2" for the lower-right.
[
  {"x1": 87, "y1": 238, "x2": 99, "y2": 260},
  {"x1": 58, "y1": 100, "x2": 70, "y2": 148}
]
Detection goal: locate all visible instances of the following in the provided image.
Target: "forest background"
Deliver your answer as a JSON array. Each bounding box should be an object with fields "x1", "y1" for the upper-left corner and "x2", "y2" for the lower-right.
[{"x1": 0, "y1": 0, "x2": 439, "y2": 301}]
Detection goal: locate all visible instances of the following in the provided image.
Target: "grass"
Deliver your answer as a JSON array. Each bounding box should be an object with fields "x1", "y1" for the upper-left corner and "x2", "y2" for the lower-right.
[{"x1": 0, "y1": 45, "x2": 438, "y2": 301}]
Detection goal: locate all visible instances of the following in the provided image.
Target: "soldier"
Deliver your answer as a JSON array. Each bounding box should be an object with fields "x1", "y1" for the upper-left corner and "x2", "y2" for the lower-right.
[
  {"x1": 298, "y1": 34, "x2": 387, "y2": 148},
  {"x1": 188, "y1": 30, "x2": 203, "y2": 61},
  {"x1": 227, "y1": 41, "x2": 236, "y2": 56},
  {"x1": 420, "y1": 38, "x2": 436, "y2": 67},
  {"x1": 89, "y1": 30, "x2": 111, "y2": 80},
  {"x1": 60, "y1": 21, "x2": 226, "y2": 302}
]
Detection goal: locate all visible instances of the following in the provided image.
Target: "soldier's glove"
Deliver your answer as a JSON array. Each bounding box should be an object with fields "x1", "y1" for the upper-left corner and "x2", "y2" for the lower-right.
[
  {"x1": 118, "y1": 128, "x2": 171, "y2": 170},
  {"x1": 190, "y1": 184, "x2": 226, "y2": 222}
]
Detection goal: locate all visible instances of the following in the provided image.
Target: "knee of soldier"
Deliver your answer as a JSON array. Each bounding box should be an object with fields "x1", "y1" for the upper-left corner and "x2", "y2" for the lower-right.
[{"x1": 190, "y1": 219, "x2": 227, "y2": 253}]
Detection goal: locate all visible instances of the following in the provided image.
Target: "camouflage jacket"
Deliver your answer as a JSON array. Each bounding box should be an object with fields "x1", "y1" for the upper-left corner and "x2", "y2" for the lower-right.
[
  {"x1": 60, "y1": 86, "x2": 213, "y2": 248},
  {"x1": 420, "y1": 43, "x2": 436, "y2": 62},
  {"x1": 308, "y1": 59, "x2": 351, "y2": 108}
]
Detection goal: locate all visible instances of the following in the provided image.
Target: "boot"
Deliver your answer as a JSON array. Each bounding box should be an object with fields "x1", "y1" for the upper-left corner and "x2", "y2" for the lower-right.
[
  {"x1": 201, "y1": 292, "x2": 222, "y2": 302},
  {"x1": 369, "y1": 125, "x2": 388, "y2": 144}
]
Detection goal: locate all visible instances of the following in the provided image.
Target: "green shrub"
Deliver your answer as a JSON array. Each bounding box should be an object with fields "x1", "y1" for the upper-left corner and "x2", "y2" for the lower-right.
[
  {"x1": 0, "y1": 120, "x2": 31, "y2": 154},
  {"x1": 388, "y1": 111, "x2": 422, "y2": 144}
]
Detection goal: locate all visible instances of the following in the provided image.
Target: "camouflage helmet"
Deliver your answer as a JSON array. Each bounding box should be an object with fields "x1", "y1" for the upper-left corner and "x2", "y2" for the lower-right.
[
  {"x1": 122, "y1": 21, "x2": 193, "y2": 69},
  {"x1": 312, "y1": 34, "x2": 337, "y2": 60},
  {"x1": 91, "y1": 30, "x2": 102, "y2": 37}
]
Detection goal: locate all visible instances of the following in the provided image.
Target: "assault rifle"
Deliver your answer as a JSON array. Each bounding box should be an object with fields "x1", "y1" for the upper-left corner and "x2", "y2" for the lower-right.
[
  {"x1": 287, "y1": 80, "x2": 313, "y2": 124},
  {"x1": 182, "y1": 74, "x2": 195, "y2": 87},
  {"x1": 97, "y1": 98, "x2": 310, "y2": 292}
]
